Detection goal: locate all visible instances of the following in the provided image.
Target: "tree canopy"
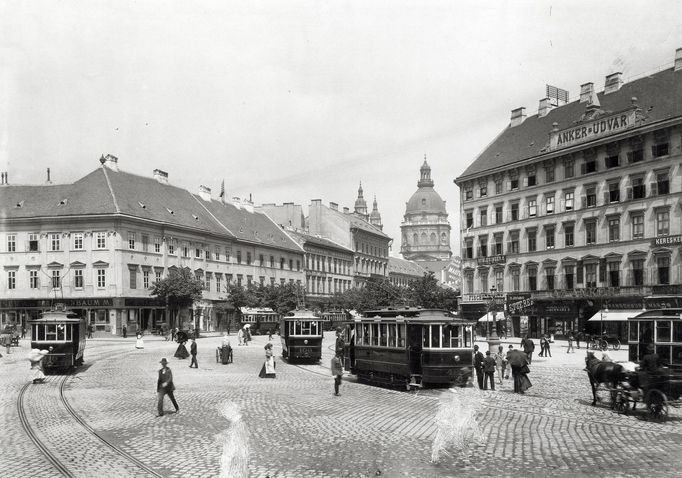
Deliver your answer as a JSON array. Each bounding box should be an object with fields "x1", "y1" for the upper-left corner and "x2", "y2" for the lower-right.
[{"x1": 150, "y1": 268, "x2": 204, "y2": 321}]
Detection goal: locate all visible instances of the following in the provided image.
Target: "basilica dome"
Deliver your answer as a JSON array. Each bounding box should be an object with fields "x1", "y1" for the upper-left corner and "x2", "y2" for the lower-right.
[{"x1": 404, "y1": 160, "x2": 447, "y2": 216}]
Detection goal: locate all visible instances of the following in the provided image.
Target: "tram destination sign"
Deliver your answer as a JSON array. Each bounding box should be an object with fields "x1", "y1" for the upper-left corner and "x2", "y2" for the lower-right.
[{"x1": 549, "y1": 110, "x2": 636, "y2": 150}]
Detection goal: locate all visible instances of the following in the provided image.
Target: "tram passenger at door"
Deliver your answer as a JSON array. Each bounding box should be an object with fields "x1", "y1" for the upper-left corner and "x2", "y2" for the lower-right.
[{"x1": 637, "y1": 344, "x2": 663, "y2": 389}]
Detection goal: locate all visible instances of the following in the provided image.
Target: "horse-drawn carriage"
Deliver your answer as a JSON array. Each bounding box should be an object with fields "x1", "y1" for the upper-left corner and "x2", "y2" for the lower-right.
[
  {"x1": 585, "y1": 351, "x2": 682, "y2": 420},
  {"x1": 586, "y1": 334, "x2": 621, "y2": 351}
]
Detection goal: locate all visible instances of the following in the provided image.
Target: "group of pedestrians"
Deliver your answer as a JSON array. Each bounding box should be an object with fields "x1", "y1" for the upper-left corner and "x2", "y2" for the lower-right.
[
  {"x1": 237, "y1": 326, "x2": 252, "y2": 346},
  {"x1": 474, "y1": 338, "x2": 533, "y2": 394}
]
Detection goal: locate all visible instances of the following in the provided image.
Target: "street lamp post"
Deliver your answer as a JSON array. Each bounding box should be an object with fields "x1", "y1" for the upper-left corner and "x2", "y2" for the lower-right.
[{"x1": 487, "y1": 286, "x2": 502, "y2": 352}]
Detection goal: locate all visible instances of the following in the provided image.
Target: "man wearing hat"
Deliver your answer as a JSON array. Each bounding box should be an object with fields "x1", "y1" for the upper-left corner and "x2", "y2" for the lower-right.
[
  {"x1": 473, "y1": 345, "x2": 484, "y2": 389},
  {"x1": 483, "y1": 350, "x2": 497, "y2": 390},
  {"x1": 157, "y1": 358, "x2": 179, "y2": 416}
]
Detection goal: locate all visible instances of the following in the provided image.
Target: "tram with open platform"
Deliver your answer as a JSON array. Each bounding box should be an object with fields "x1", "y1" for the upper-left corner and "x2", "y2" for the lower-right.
[
  {"x1": 343, "y1": 307, "x2": 474, "y2": 390},
  {"x1": 280, "y1": 309, "x2": 323, "y2": 362},
  {"x1": 29, "y1": 304, "x2": 86, "y2": 369}
]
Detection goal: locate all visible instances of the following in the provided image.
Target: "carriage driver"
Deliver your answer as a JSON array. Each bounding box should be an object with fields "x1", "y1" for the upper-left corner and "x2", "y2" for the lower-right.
[{"x1": 637, "y1": 343, "x2": 663, "y2": 389}]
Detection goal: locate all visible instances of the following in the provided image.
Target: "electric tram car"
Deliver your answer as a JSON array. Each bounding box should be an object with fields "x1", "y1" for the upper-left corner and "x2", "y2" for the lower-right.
[
  {"x1": 280, "y1": 309, "x2": 323, "y2": 362},
  {"x1": 343, "y1": 307, "x2": 474, "y2": 390},
  {"x1": 30, "y1": 304, "x2": 87, "y2": 369}
]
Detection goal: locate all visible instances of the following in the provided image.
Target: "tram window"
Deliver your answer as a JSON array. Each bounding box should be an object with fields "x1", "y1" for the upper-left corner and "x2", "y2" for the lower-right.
[
  {"x1": 379, "y1": 324, "x2": 387, "y2": 346},
  {"x1": 639, "y1": 321, "x2": 654, "y2": 345},
  {"x1": 46, "y1": 324, "x2": 58, "y2": 340},
  {"x1": 448, "y1": 326, "x2": 461, "y2": 347},
  {"x1": 628, "y1": 322, "x2": 638, "y2": 342},
  {"x1": 371, "y1": 323, "x2": 379, "y2": 346},
  {"x1": 431, "y1": 325, "x2": 441, "y2": 348},
  {"x1": 657, "y1": 345, "x2": 671, "y2": 365},
  {"x1": 312, "y1": 321, "x2": 319, "y2": 335},
  {"x1": 388, "y1": 324, "x2": 396, "y2": 347},
  {"x1": 656, "y1": 321, "x2": 672, "y2": 342},
  {"x1": 362, "y1": 323, "x2": 370, "y2": 345},
  {"x1": 57, "y1": 324, "x2": 66, "y2": 341},
  {"x1": 33, "y1": 324, "x2": 42, "y2": 341},
  {"x1": 672, "y1": 345, "x2": 682, "y2": 365},
  {"x1": 397, "y1": 324, "x2": 405, "y2": 347},
  {"x1": 294, "y1": 321, "x2": 302, "y2": 335},
  {"x1": 673, "y1": 322, "x2": 682, "y2": 343},
  {"x1": 464, "y1": 327, "x2": 473, "y2": 347},
  {"x1": 301, "y1": 321, "x2": 312, "y2": 335},
  {"x1": 422, "y1": 327, "x2": 429, "y2": 348}
]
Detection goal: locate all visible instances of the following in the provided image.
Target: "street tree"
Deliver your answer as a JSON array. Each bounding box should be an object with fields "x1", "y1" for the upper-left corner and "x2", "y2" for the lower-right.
[{"x1": 150, "y1": 267, "x2": 203, "y2": 328}]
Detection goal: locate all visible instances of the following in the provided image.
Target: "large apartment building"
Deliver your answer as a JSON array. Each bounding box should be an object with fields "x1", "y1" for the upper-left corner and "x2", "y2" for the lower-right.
[
  {"x1": 455, "y1": 47, "x2": 682, "y2": 339},
  {"x1": 0, "y1": 155, "x2": 305, "y2": 336}
]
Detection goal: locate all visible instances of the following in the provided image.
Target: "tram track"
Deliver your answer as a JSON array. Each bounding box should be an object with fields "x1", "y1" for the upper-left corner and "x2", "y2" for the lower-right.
[{"x1": 16, "y1": 346, "x2": 165, "y2": 478}]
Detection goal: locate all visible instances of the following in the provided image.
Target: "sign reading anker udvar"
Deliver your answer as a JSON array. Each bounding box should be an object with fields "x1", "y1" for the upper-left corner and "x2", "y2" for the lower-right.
[{"x1": 549, "y1": 110, "x2": 636, "y2": 150}]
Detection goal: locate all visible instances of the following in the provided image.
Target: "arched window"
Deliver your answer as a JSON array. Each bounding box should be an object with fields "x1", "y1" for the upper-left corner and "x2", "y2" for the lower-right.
[
  {"x1": 413, "y1": 233, "x2": 419, "y2": 244},
  {"x1": 420, "y1": 232, "x2": 427, "y2": 244},
  {"x1": 430, "y1": 232, "x2": 437, "y2": 244}
]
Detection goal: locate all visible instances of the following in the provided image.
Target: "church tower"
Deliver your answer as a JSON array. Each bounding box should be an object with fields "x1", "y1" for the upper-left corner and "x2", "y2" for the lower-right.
[
  {"x1": 400, "y1": 157, "x2": 452, "y2": 261},
  {"x1": 354, "y1": 181, "x2": 369, "y2": 220},
  {"x1": 369, "y1": 195, "x2": 383, "y2": 230}
]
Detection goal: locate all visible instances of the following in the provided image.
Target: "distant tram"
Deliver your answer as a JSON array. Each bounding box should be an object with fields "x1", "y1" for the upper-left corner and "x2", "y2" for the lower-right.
[
  {"x1": 280, "y1": 309, "x2": 323, "y2": 362},
  {"x1": 30, "y1": 304, "x2": 86, "y2": 369},
  {"x1": 627, "y1": 308, "x2": 682, "y2": 367},
  {"x1": 344, "y1": 307, "x2": 474, "y2": 390}
]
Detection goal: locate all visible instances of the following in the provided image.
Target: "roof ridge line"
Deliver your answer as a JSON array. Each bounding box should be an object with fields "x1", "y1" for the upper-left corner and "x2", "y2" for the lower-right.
[
  {"x1": 100, "y1": 166, "x2": 120, "y2": 213},
  {"x1": 189, "y1": 194, "x2": 236, "y2": 237}
]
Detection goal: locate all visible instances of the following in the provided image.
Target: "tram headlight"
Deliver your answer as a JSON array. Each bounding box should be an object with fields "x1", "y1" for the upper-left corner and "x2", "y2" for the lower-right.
[
  {"x1": 304, "y1": 339, "x2": 308, "y2": 345},
  {"x1": 454, "y1": 355, "x2": 460, "y2": 362}
]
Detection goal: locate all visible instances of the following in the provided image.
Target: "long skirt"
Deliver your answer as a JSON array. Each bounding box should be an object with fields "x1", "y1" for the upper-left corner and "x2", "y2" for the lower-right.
[
  {"x1": 174, "y1": 343, "x2": 189, "y2": 359},
  {"x1": 519, "y1": 372, "x2": 532, "y2": 392},
  {"x1": 258, "y1": 357, "x2": 276, "y2": 378},
  {"x1": 136, "y1": 338, "x2": 144, "y2": 349}
]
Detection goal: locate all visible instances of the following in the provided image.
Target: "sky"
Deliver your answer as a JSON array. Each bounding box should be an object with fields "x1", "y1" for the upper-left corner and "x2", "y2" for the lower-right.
[{"x1": 2, "y1": 0, "x2": 682, "y2": 255}]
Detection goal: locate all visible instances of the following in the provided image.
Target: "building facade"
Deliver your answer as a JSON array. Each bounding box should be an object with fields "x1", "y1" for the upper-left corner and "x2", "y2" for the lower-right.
[
  {"x1": 455, "y1": 47, "x2": 682, "y2": 339},
  {"x1": 401, "y1": 159, "x2": 452, "y2": 261},
  {"x1": 388, "y1": 256, "x2": 427, "y2": 287},
  {"x1": 0, "y1": 155, "x2": 305, "y2": 336}
]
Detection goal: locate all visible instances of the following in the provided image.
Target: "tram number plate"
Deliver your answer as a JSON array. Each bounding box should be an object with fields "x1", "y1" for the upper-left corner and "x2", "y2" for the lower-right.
[{"x1": 299, "y1": 347, "x2": 312, "y2": 356}]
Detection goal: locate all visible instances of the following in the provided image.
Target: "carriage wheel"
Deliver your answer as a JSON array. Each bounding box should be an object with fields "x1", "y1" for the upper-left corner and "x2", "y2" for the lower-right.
[
  {"x1": 599, "y1": 339, "x2": 609, "y2": 351},
  {"x1": 613, "y1": 390, "x2": 630, "y2": 414},
  {"x1": 645, "y1": 389, "x2": 669, "y2": 420},
  {"x1": 612, "y1": 340, "x2": 621, "y2": 351}
]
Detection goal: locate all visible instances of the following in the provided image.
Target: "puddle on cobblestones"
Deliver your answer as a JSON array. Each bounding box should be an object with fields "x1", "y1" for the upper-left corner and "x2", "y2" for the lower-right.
[
  {"x1": 431, "y1": 388, "x2": 484, "y2": 463},
  {"x1": 218, "y1": 401, "x2": 249, "y2": 478}
]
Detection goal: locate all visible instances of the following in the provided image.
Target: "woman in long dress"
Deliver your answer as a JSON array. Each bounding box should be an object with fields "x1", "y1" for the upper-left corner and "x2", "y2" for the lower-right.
[
  {"x1": 174, "y1": 331, "x2": 190, "y2": 359},
  {"x1": 135, "y1": 332, "x2": 144, "y2": 350},
  {"x1": 29, "y1": 349, "x2": 47, "y2": 383},
  {"x1": 258, "y1": 343, "x2": 276, "y2": 378}
]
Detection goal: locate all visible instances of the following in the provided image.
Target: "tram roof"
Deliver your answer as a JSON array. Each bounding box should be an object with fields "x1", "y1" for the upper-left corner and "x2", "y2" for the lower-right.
[
  {"x1": 284, "y1": 309, "x2": 320, "y2": 320},
  {"x1": 628, "y1": 308, "x2": 682, "y2": 320},
  {"x1": 32, "y1": 310, "x2": 82, "y2": 322},
  {"x1": 360, "y1": 307, "x2": 469, "y2": 323}
]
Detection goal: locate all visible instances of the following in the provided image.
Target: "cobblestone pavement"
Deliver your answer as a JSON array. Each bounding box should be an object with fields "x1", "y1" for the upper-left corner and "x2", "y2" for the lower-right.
[{"x1": 1, "y1": 335, "x2": 680, "y2": 478}]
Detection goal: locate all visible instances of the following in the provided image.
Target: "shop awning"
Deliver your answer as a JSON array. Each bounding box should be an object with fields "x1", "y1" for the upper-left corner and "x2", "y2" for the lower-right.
[
  {"x1": 478, "y1": 312, "x2": 502, "y2": 322},
  {"x1": 587, "y1": 309, "x2": 641, "y2": 322}
]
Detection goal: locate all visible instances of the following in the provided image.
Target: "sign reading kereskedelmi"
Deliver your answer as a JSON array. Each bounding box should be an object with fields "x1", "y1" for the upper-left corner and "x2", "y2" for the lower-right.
[{"x1": 549, "y1": 110, "x2": 636, "y2": 150}]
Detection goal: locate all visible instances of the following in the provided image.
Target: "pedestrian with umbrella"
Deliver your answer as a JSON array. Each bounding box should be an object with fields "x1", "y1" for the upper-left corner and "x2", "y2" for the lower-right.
[{"x1": 506, "y1": 347, "x2": 532, "y2": 394}]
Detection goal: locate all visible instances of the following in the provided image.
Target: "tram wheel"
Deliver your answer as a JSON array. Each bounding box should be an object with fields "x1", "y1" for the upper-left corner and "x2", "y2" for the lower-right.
[{"x1": 612, "y1": 340, "x2": 621, "y2": 351}]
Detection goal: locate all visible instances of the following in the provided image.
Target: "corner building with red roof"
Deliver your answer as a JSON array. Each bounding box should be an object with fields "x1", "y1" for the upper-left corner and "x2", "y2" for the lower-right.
[
  {"x1": 455, "y1": 47, "x2": 682, "y2": 352},
  {"x1": 0, "y1": 156, "x2": 305, "y2": 336}
]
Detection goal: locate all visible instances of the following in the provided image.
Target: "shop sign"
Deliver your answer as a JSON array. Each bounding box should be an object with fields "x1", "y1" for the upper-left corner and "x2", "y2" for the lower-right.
[
  {"x1": 537, "y1": 302, "x2": 577, "y2": 317},
  {"x1": 548, "y1": 287, "x2": 633, "y2": 299},
  {"x1": 460, "y1": 302, "x2": 488, "y2": 319},
  {"x1": 644, "y1": 297, "x2": 682, "y2": 309},
  {"x1": 476, "y1": 255, "x2": 506, "y2": 266},
  {"x1": 651, "y1": 234, "x2": 682, "y2": 247},
  {"x1": 124, "y1": 297, "x2": 166, "y2": 307},
  {"x1": 549, "y1": 110, "x2": 636, "y2": 150},
  {"x1": 0, "y1": 298, "x2": 114, "y2": 308},
  {"x1": 606, "y1": 299, "x2": 644, "y2": 309},
  {"x1": 508, "y1": 297, "x2": 535, "y2": 315}
]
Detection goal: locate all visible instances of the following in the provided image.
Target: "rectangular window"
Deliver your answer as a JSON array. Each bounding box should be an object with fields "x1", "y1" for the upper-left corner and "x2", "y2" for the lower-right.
[
  {"x1": 656, "y1": 210, "x2": 670, "y2": 236},
  {"x1": 96, "y1": 232, "x2": 106, "y2": 249},
  {"x1": 586, "y1": 187, "x2": 596, "y2": 208},
  {"x1": 627, "y1": 149, "x2": 644, "y2": 163},
  {"x1": 527, "y1": 199, "x2": 537, "y2": 217},
  {"x1": 465, "y1": 211, "x2": 474, "y2": 228},
  {"x1": 7, "y1": 270, "x2": 15, "y2": 289},
  {"x1": 270, "y1": 255, "x2": 275, "y2": 267},
  {"x1": 464, "y1": 239, "x2": 473, "y2": 259},
  {"x1": 74, "y1": 269, "x2": 83, "y2": 289},
  {"x1": 216, "y1": 275, "x2": 222, "y2": 293},
  {"x1": 564, "y1": 191, "x2": 574, "y2": 211},
  {"x1": 527, "y1": 173, "x2": 536, "y2": 187},
  {"x1": 97, "y1": 269, "x2": 106, "y2": 288},
  {"x1": 564, "y1": 266, "x2": 574, "y2": 290},
  {"x1": 155, "y1": 271, "x2": 162, "y2": 283},
  {"x1": 528, "y1": 268, "x2": 537, "y2": 291},
  {"x1": 608, "y1": 262, "x2": 620, "y2": 287},
  {"x1": 527, "y1": 230, "x2": 536, "y2": 252},
  {"x1": 608, "y1": 217, "x2": 620, "y2": 242},
  {"x1": 564, "y1": 160, "x2": 574, "y2": 178},
  {"x1": 652, "y1": 142, "x2": 669, "y2": 158},
  {"x1": 545, "y1": 166, "x2": 554, "y2": 183},
  {"x1": 512, "y1": 269, "x2": 520, "y2": 291},
  {"x1": 52, "y1": 270, "x2": 60, "y2": 289},
  {"x1": 130, "y1": 269, "x2": 137, "y2": 289},
  {"x1": 657, "y1": 256, "x2": 670, "y2": 285},
  {"x1": 289, "y1": 259, "x2": 293, "y2": 270},
  {"x1": 631, "y1": 177, "x2": 646, "y2": 199},
  {"x1": 546, "y1": 267, "x2": 555, "y2": 291},
  {"x1": 212, "y1": 246, "x2": 219, "y2": 261},
  {"x1": 545, "y1": 196, "x2": 554, "y2": 214},
  {"x1": 205, "y1": 274, "x2": 211, "y2": 291},
  {"x1": 510, "y1": 178, "x2": 519, "y2": 190},
  {"x1": 609, "y1": 182, "x2": 620, "y2": 203},
  {"x1": 195, "y1": 248, "x2": 202, "y2": 258},
  {"x1": 29, "y1": 233, "x2": 40, "y2": 252},
  {"x1": 182, "y1": 246, "x2": 189, "y2": 258},
  {"x1": 511, "y1": 203, "x2": 519, "y2": 221},
  {"x1": 586, "y1": 221, "x2": 597, "y2": 244},
  {"x1": 495, "y1": 270, "x2": 504, "y2": 292},
  {"x1": 247, "y1": 252, "x2": 252, "y2": 265},
  {"x1": 495, "y1": 179, "x2": 503, "y2": 194},
  {"x1": 605, "y1": 155, "x2": 619, "y2": 168},
  {"x1": 584, "y1": 158, "x2": 597, "y2": 174},
  {"x1": 495, "y1": 205, "x2": 503, "y2": 224},
  {"x1": 493, "y1": 235, "x2": 503, "y2": 255},
  {"x1": 632, "y1": 214, "x2": 644, "y2": 239},
  {"x1": 7, "y1": 234, "x2": 16, "y2": 252},
  {"x1": 478, "y1": 237, "x2": 488, "y2": 257},
  {"x1": 465, "y1": 188, "x2": 473, "y2": 201},
  {"x1": 236, "y1": 251, "x2": 242, "y2": 264},
  {"x1": 50, "y1": 233, "x2": 61, "y2": 251},
  {"x1": 632, "y1": 259, "x2": 644, "y2": 286},
  {"x1": 585, "y1": 263, "x2": 597, "y2": 288},
  {"x1": 141, "y1": 234, "x2": 149, "y2": 252},
  {"x1": 296, "y1": 260, "x2": 301, "y2": 271},
  {"x1": 508, "y1": 232, "x2": 519, "y2": 254},
  {"x1": 545, "y1": 227, "x2": 555, "y2": 249},
  {"x1": 465, "y1": 272, "x2": 474, "y2": 293},
  {"x1": 168, "y1": 240, "x2": 175, "y2": 255},
  {"x1": 479, "y1": 185, "x2": 487, "y2": 197},
  {"x1": 72, "y1": 232, "x2": 83, "y2": 250},
  {"x1": 480, "y1": 271, "x2": 488, "y2": 292},
  {"x1": 154, "y1": 237, "x2": 161, "y2": 253},
  {"x1": 657, "y1": 171, "x2": 670, "y2": 195},
  {"x1": 143, "y1": 270, "x2": 150, "y2": 289},
  {"x1": 29, "y1": 269, "x2": 39, "y2": 289},
  {"x1": 128, "y1": 232, "x2": 135, "y2": 250},
  {"x1": 259, "y1": 254, "x2": 264, "y2": 266},
  {"x1": 564, "y1": 224, "x2": 574, "y2": 247},
  {"x1": 479, "y1": 208, "x2": 487, "y2": 227}
]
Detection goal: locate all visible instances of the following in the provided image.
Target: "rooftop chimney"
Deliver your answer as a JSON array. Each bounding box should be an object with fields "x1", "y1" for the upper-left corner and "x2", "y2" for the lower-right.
[
  {"x1": 675, "y1": 47, "x2": 682, "y2": 72},
  {"x1": 330, "y1": 202, "x2": 338, "y2": 210},
  {"x1": 510, "y1": 107, "x2": 526, "y2": 127},
  {"x1": 538, "y1": 98, "x2": 554, "y2": 118},
  {"x1": 0, "y1": 172, "x2": 4, "y2": 185},
  {"x1": 579, "y1": 82, "x2": 594, "y2": 103},
  {"x1": 46, "y1": 168, "x2": 51, "y2": 184},
  {"x1": 310, "y1": 199, "x2": 322, "y2": 206},
  {"x1": 198, "y1": 185, "x2": 211, "y2": 201},
  {"x1": 604, "y1": 72, "x2": 623, "y2": 94},
  {"x1": 101, "y1": 154, "x2": 119, "y2": 171},
  {"x1": 153, "y1": 169, "x2": 169, "y2": 184}
]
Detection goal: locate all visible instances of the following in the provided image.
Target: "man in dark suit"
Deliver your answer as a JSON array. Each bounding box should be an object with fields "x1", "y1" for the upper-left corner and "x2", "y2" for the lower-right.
[
  {"x1": 473, "y1": 345, "x2": 485, "y2": 389},
  {"x1": 157, "y1": 358, "x2": 179, "y2": 416},
  {"x1": 189, "y1": 338, "x2": 198, "y2": 368}
]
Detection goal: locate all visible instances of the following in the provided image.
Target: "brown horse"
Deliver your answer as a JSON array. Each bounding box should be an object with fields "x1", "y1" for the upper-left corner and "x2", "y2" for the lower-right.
[{"x1": 585, "y1": 351, "x2": 625, "y2": 407}]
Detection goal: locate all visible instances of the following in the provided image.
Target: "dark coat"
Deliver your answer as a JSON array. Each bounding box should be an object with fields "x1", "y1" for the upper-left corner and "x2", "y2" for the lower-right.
[
  {"x1": 474, "y1": 350, "x2": 484, "y2": 370},
  {"x1": 157, "y1": 367, "x2": 175, "y2": 392},
  {"x1": 190, "y1": 341, "x2": 197, "y2": 356},
  {"x1": 483, "y1": 355, "x2": 496, "y2": 373}
]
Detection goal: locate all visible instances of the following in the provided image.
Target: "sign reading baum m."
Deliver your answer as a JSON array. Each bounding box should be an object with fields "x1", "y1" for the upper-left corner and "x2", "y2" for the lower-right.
[{"x1": 549, "y1": 110, "x2": 636, "y2": 150}]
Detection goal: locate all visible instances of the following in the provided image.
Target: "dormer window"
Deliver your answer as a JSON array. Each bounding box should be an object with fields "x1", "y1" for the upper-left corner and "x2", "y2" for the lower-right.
[
  {"x1": 15, "y1": 201, "x2": 24, "y2": 208},
  {"x1": 138, "y1": 201, "x2": 146, "y2": 209},
  {"x1": 192, "y1": 214, "x2": 199, "y2": 221},
  {"x1": 166, "y1": 207, "x2": 174, "y2": 215},
  {"x1": 59, "y1": 198, "x2": 68, "y2": 205}
]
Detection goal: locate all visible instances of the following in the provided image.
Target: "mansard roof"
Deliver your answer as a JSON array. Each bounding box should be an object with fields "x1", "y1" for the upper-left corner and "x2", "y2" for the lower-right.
[{"x1": 457, "y1": 67, "x2": 682, "y2": 181}]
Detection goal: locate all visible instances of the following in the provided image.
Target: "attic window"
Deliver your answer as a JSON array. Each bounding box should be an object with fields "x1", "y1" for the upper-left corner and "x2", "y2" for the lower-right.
[
  {"x1": 166, "y1": 207, "x2": 174, "y2": 215},
  {"x1": 192, "y1": 214, "x2": 199, "y2": 221},
  {"x1": 59, "y1": 198, "x2": 68, "y2": 205},
  {"x1": 15, "y1": 201, "x2": 24, "y2": 208},
  {"x1": 138, "y1": 202, "x2": 146, "y2": 209}
]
